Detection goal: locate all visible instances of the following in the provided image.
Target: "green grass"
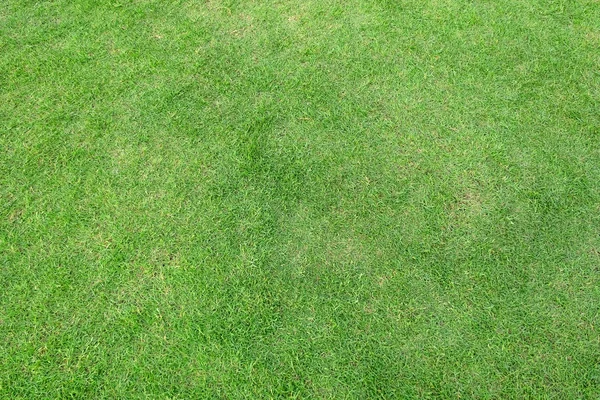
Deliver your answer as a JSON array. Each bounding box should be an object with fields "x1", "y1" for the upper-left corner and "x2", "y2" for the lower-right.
[{"x1": 1, "y1": 0, "x2": 599, "y2": 397}]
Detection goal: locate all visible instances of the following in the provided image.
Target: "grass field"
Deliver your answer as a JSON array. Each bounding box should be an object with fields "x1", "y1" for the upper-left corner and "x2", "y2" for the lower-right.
[{"x1": 1, "y1": 0, "x2": 600, "y2": 397}]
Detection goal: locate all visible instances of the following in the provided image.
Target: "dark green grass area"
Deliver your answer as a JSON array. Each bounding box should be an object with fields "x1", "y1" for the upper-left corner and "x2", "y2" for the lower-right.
[{"x1": 1, "y1": 0, "x2": 600, "y2": 397}]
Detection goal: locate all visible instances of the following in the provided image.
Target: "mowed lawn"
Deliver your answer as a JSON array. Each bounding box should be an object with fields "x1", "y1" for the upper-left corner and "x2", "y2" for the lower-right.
[{"x1": 1, "y1": 0, "x2": 599, "y2": 397}]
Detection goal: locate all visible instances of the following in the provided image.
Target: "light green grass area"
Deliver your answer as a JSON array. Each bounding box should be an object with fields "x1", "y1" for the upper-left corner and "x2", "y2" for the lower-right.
[{"x1": 1, "y1": 0, "x2": 599, "y2": 397}]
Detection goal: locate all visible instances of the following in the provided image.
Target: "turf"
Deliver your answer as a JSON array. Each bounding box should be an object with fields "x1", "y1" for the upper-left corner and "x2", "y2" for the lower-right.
[{"x1": 1, "y1": 0, "x2": 599, "y2": 398}]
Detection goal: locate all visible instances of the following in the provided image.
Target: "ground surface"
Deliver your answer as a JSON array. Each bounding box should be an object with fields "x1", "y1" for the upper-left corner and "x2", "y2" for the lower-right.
[{"x1": 1, "y1": 0, "x2": 600, "y2": 398}]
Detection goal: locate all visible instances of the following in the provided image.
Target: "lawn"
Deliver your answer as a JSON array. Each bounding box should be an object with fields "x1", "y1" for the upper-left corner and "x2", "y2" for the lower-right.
[{"x1": 1, "y1": 0, "x2": 599, "y2": 398}]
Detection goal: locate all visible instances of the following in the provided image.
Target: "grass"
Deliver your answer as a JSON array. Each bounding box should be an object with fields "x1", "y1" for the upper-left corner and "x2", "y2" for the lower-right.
[{"x1": 1, "y1": 0, "x2": 599, "y2": 397}]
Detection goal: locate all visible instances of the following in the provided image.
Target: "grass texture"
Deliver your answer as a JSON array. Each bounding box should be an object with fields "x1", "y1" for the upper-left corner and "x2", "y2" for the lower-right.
[{"x1": 1, "y1": 0, "x2": 600, "y2": 398}]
